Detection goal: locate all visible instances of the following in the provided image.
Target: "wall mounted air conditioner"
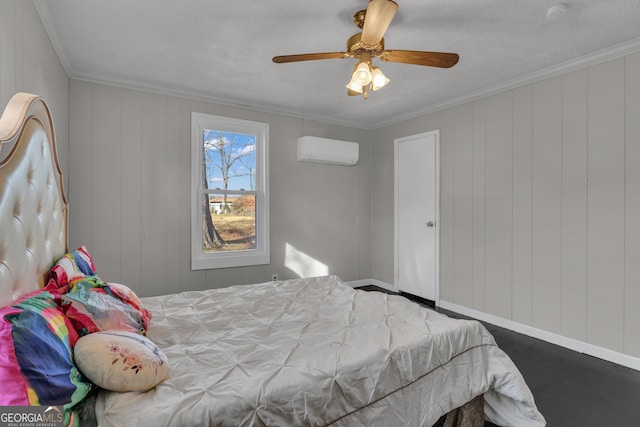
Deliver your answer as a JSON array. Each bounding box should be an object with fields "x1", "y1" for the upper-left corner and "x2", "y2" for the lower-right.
[{"x1": 296, "y1": 136, "x2": 359, "y2": 166}]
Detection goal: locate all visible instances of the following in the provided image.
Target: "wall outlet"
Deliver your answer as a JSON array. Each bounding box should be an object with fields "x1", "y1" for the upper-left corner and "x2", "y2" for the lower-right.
[{"x1": 271, "y1": 274, "x2": 278, "y2": 281}]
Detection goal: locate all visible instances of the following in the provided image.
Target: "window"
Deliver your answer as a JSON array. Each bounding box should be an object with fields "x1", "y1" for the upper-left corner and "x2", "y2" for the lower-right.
[{"x1": 191, "y1": 112, "x2": 269, "y2": 269}]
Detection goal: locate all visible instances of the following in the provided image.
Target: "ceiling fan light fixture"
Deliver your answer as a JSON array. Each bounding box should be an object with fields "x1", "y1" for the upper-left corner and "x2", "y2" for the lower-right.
[
  {"x1": 272, "y1": 0, "x2": 459, "y2": 99},
  {"x1": 370, "y1": 66, "x2": 389, "y2": 91}
]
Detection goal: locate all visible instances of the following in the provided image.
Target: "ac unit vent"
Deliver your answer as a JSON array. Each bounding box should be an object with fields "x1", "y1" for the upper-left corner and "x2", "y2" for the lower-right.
[{"x1": 296, "y1": 136, "x2": 359, "y2": 166}]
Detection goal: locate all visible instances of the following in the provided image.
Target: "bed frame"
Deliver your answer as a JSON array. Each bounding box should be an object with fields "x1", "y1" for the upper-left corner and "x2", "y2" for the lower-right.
[{"x1": 0, "y1": 93, "x2": 68, "y2": 308}]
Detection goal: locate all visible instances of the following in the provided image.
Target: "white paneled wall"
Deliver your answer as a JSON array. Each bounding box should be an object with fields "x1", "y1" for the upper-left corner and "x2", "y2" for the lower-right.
[
  {"x1": 0, "y1": 0, "x2": 69, "y2": 183},
  {"x1": 560, "y1": 70, "x2": 588, "y2": 341},
  {"x1": 68, "y1": 80, "x2": 372, "y2": 297},
  {"x1": 532, "y1": 77, "x2": 562, "y2": 334},
  {"x1": 452, "y1": 103, "x2": 473, "y2": 308},
  {"x1": 511, "y1": 85, "x2": 533, "y2": 326},
  {"x1": 372, "y1": 52, "x2": 640, "y2": 359},
  {"x1": 484, "y1": 92, "x2": 513, "y2": 321},
  {"x1": 587, "y1": 59, "x2": 626, "y2": 351},
  {"x1": 625, "y1": 53, "x2": 640, "y2": 357}
]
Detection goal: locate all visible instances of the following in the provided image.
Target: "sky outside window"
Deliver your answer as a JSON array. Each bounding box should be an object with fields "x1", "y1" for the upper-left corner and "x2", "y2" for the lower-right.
[{"x1": 204, "y1": 130, "x2": 256, "y2": 192}]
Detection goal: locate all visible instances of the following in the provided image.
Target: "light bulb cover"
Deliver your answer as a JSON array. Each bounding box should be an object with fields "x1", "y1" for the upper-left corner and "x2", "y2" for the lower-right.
[
  {"x1": 353, "y1": 62, "x2": 372, "y2": 86},
  {"x1": 346, "y1": 76, "x2": 364, "y2": 93},
  {"x1": 370, "y1": 66, "x2": 390, "y2": 91}
]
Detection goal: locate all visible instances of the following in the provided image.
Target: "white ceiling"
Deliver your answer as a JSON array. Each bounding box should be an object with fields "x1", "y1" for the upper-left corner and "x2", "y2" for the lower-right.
[{"x1": 35, "y1": 0, "x2": 640, "y2": 129}]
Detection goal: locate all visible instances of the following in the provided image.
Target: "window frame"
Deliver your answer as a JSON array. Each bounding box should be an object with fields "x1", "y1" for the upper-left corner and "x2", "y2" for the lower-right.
[{"x1": 190, "y1": 112, "x2": 269, "y2": 270}]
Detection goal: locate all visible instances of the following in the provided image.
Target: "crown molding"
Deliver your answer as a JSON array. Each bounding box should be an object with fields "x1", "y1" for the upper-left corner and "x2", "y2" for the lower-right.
[{"x1": 69, "y1": 72, "x2": 377, "y2": 130}]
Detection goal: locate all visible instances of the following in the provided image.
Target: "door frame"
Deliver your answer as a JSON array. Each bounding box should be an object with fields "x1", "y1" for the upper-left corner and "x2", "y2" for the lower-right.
[{"x1": 394, "y1": 129, "x2": 440, "y2": 304}]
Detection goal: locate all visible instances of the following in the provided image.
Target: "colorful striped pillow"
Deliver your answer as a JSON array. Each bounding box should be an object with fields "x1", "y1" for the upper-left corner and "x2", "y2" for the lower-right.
[
  {"x1": 62, "y1": 282, "x2": 151, "y2": 336},
  {"x1": 0, "y1": 287, "x2": 91, "y2": 426},
  {"x1": 48, "y1": 246, "x2": 152, "y2": 335},
  {"x1": 48, "y1": 246, "x2": 98, "y2": 293}
]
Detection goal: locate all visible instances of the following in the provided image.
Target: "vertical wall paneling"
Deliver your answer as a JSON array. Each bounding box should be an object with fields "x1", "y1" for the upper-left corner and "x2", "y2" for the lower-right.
[
  {"x1": 561, "y1": 69, "x2": 588, "y2": 341},
  {"x1": 0, "y1": 1, "x2": 69, "y2": 180},
  {"x1": 221, "y1": 266, "x2": 247, "y2": 288},
  {"x1": 336, "y1": 164, "x2": 356, "y2": 277},
  {"x1": 356, "y1": 125, "x2": 372, "y2": 279},
  {"x1": 92, "y1": 85, "x2": 122, "y2": 280},
  {"x1": 204, "y1": 264, "x2": 223, "y2": 292},
  {"x1": 484, "y1": 92, "x2": 513, "y2": 319},
  {"x1": 69, "y1": 82, "x2": 371, "y2": 296},
  {"x1": 511, "y1": 85, "x2": 533, "y2": 325},
  {"x1": 531, "y1": 77, "x2": 563, "y2": 333},
  {"x1": 0, "y1": 0, "x2": 17, "y2": 109},
  {"x1": 22, "y1": 2, "x2": 43, "y2": 102},
  {"x1": 324, "y1": 162, "x2": 343, "y2": 273},
  {"x1": 164, "y1": 97, "x2": 182, "y2": 289},
  {"x1": 140, "y1": 93, "x2": 168, "y2": 296},
  {"x1": 268, "y1": 115, "x2": 300, "y2": 284},
  {"x1": 471, "y1": 99, "x2": 487, "y2": 311},
  {"x1": 120, "y1": 90, "x2": 143, "y2": 290},
  {"x1": 9, "y1": 0, "x2": 23, "y2": 92},
  {"x1": 180, "y1": 100, "x2": 208, "y2": 292},
  {"x1": 301, "y1": 163, "x2": 324, "y2": 271},
  {"x1": 326, "y1": 162, "x2": 341, "y2": 266},
  {"x1": 69, "y1": 81, "x2": 94, "y2": 247},
  {"x1": 372, "y1": 52, "x2": 640, "y2": 362},
  {"x1": 587, "y1": 58, "x2": 625, "y2": 351},
  {"x1": 14, "y1": 0, "x2": 24, "y2": 92},
  {"x1": 453, "y1": 104, "x2": 474, "y2": 307},
  {"x1": 438, "y1": 110, "x2": 455, "y2": 302},
  {"x1": 371, "y1": 126, "x2": 395, "y2": 284},
  {"x1": 624, "y1": 52, "x2": 640, "y2": 357}
]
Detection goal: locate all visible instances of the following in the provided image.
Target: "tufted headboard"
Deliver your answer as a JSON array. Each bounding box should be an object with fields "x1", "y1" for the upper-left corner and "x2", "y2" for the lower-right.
[{"x1": 0, "y1": 93, "x2": 68, "y2": 307}]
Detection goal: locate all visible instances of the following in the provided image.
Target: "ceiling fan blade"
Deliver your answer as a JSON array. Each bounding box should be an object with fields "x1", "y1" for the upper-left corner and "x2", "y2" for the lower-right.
[
  {"x1": 361, "y1": 0, "x2": 398, "y2": 45},
  {"x1": 380, "y1": 50, "x2": 459, "y2": 68},
  {"x1": 272, "y1": 52, "x2": 349, "y2": 63}
]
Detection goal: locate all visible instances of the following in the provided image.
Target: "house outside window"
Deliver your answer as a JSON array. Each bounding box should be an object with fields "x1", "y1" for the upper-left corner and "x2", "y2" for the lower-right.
[{"x1": 191, "y1": 112, "x2": 269, "y2": 269}]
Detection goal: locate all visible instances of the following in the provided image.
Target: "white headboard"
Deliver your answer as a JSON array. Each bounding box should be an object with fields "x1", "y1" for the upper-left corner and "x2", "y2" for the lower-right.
[{"x1": 0, "y1": 93, "x2": 68, "y2": 307}]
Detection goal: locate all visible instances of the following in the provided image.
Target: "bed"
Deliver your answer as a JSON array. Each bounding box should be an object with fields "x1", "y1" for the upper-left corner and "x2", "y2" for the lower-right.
[{"x1": 0, "y1": 93, "x2": 545, "y2": 426}]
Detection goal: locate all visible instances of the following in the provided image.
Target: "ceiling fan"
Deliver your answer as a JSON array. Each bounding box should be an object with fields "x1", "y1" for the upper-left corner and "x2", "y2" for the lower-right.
[{"x1": 272, "y1": 0, "x2": 459, "y2": 99}]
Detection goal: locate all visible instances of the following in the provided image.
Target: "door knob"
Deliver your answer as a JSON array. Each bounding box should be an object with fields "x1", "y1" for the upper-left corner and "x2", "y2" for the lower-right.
[{"x1": 426, "y1": 221, "x2": 434, "y2": 227}]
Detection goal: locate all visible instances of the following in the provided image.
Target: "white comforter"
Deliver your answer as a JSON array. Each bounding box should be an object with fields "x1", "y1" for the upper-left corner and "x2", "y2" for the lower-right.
[{"x1": 95, "y1": 276, "x2": 545, "y2": 426}]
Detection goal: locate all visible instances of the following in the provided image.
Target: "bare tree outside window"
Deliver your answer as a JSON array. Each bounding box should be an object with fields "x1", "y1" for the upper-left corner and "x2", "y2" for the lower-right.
[
  {"x1": 202, "y1": 130, "x2": 257, "y2": 252},
  {"x1": 202, "y1": 151, "x2": 225, "y2": 249}
]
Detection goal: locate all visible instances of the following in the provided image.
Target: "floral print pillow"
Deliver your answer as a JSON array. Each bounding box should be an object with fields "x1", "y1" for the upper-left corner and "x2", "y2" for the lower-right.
[{"x1": 74, "y1": 330, "x2": 169, "y2": 392}]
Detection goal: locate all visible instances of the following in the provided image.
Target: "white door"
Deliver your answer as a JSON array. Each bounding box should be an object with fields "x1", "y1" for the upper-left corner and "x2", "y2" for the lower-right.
[{"x1": 394, "y1": 130, "x2": 439, "y2": 301}]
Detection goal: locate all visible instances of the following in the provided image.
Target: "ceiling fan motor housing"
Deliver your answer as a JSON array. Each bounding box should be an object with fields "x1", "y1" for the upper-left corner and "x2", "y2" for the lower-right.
[{"x1": 347, "y1": 33, "x2": 385, "y2": 59}]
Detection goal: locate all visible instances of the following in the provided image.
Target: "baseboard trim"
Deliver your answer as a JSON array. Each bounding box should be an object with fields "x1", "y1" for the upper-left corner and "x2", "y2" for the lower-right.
[{"x1": 439, "y1": 300, "x2": 640, "y2": 372}]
